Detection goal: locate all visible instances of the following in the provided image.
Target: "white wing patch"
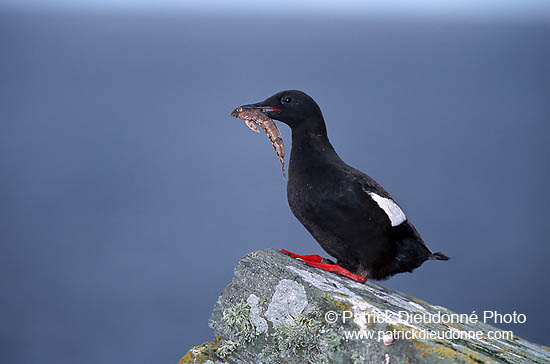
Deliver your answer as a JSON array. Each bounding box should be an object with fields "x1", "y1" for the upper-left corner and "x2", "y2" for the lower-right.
[{"x1": 367, "y1": 191, "x2": 407, "y2": 227}]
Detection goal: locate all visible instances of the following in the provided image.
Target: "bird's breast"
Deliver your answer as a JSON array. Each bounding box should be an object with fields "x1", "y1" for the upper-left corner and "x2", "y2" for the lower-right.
[{"x1": 287, "y1": 174, "x2": 354, "y2": 223}]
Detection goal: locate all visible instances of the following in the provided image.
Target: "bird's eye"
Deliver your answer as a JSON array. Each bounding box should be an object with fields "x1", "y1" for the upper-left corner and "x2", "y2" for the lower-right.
[{"x1": 282, "y1": 96, "x2": 292, "y2": 104}]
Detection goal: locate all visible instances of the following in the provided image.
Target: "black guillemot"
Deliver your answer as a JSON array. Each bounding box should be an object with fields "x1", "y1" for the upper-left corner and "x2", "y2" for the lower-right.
[{"x1": 234, "y1": 90, "x2": 449, "y2": 282}]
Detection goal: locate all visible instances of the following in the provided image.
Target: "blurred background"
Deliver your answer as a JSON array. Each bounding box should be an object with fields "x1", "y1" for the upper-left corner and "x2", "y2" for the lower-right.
[{"x1": 1, "y1": 1, "x2": 549, "y2": 363}]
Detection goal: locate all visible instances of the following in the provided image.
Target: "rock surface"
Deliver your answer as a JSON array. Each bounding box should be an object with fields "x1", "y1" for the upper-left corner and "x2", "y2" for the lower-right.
[{"x1": 179, "y1": 249, "x2": 550, "y2": 364}]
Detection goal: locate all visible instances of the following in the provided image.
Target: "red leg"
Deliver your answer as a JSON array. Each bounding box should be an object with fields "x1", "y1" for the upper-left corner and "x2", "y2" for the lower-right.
[
  {"x1": 305, "y1": 261, "x2": 367, "y2": 283},
  {"x1": 280, "y1": 249, "x2": 323, "y2": 263},
  {"x1": 280, "y1": 249, "x2": 366, "y2": 283}
]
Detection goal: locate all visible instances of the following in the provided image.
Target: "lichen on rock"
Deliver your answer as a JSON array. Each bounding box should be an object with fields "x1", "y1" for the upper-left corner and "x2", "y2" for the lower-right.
[
  {"x1": 221, "y1": 299, "x2": 258, "y2": 343},
  {"x1": 216, "y1": 340, "x2": 238, "y2": 358},
  {"x1": 261, "y1": 306, "x2": 342, "y2": 364},
  {"x1": 182, "y1": 249, "x2": 550, "y2": 364},
  {"x1": 247, "y1": 294, "x2": 268, "y2": 335},
  {"x1": 264, "y1": 279, "x2": 308, "y2": 328},
  {"x1": 178, "y1": 336, "x2": 227, "y2": 364}
]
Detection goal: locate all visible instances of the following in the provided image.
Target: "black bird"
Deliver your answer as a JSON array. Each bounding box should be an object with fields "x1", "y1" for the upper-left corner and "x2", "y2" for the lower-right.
[{"x1": 236, "y1": 90, "x2": 449, "y2": 282}]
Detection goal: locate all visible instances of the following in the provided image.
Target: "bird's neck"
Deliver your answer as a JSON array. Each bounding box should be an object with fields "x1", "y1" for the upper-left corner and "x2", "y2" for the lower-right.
[{"x1": 289, "y1": 118, "x2": 342, "y2": 169}]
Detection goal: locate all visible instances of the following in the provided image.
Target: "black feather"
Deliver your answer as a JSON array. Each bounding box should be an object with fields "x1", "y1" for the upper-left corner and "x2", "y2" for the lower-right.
[{"x1": 245, "y1": 90, "x2": 449, "y2": 280}]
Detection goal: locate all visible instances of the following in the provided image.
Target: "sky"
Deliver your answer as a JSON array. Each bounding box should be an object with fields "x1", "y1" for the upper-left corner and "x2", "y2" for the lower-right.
[{"x1": 4, "y1": 0, "x2": 550, "y2": 20}]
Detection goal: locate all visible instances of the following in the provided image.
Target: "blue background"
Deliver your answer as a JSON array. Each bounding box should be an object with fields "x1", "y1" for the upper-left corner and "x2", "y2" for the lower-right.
[{"x1": 1, "y1": 2, "x2": 549, "y2": 363}]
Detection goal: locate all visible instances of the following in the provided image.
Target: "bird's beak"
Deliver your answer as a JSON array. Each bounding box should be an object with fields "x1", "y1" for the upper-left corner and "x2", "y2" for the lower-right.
[{"x1": 239, "y1": 103, "x2": 280, "y2": 113}]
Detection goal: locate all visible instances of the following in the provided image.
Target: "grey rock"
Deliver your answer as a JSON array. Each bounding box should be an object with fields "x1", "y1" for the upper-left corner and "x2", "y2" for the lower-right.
[
  {"x1": 264, "y1": 279, "x2": 308, "y2": 328},
  {"x1": 179, "y1": 249, "x2": 550, "y2": 364}
]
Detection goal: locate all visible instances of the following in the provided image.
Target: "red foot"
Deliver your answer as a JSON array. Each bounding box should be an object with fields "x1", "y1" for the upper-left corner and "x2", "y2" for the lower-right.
[
  {"x1": 280, "y1": 249, "x2": 323, "y2": 263},
  {"x1": 280, "y1": 249, "x2": 366, "y2": 283}
]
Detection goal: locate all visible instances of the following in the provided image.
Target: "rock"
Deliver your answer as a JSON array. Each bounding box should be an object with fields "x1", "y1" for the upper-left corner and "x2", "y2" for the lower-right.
[{"x1": 179, "y1": 249, "x2": 550, "y2": 364}]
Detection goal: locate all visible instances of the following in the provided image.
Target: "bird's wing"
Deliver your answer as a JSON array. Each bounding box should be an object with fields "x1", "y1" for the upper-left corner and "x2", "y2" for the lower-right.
[
  {"x1": 338, "y1": 165, "x2": 433, "y2": 255},
  {"x1": 364, "y1": 190, "x2": 407, "y2": 227},
  {"x1": 343, "y1": 166, "x2": 407, "y2": 227}
]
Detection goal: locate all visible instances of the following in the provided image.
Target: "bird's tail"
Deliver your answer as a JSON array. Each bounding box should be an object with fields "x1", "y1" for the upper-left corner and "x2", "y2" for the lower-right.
[{"x1": 429, "y1": 252, "x2": 450, "y2": 261}]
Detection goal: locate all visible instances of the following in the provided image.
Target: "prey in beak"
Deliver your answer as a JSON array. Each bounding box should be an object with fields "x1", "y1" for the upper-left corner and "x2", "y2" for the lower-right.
[
  {"x1": 231, "y1": 104, "x2": 285, "y2": 178},
  {"x1": 237, "y1": 103, "x2": 281, "y2": 113}
]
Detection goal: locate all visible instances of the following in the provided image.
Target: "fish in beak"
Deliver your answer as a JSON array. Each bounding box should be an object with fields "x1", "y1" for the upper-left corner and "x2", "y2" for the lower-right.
[{"x1": 231, "y1": 104, "x2": 285, "y2": 178}]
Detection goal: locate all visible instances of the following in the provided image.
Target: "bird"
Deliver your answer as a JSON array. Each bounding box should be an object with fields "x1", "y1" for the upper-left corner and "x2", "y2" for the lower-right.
[{"x1": 235, "y1": 90, "x2": 449, "y2": 282}]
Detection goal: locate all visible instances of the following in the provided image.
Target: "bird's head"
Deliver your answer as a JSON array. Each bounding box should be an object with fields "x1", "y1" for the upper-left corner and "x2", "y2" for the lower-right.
[{"x1": 237, "y1": 90, "x2": 323, "y2": 129}]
